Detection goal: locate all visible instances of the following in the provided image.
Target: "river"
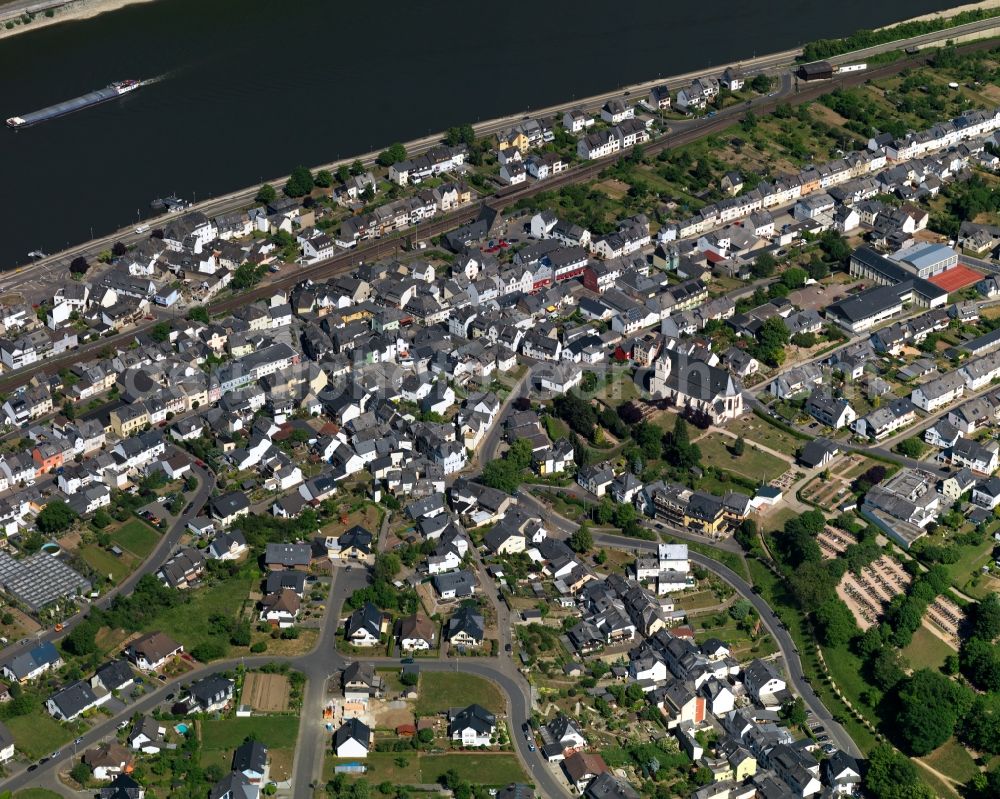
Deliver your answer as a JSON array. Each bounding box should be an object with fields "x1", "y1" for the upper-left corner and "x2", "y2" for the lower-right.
[{"x1": 0, "y1": 0, "x2": 958, "y2": 270}]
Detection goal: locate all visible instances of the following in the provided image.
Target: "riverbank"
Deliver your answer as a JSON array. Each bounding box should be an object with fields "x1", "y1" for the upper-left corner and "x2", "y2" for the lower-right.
[
  {"x1": 878, "y1": 0, "x2": 1000, "y2": 29},
  {"x1": 0, "y1": 0, "x2": 157, "y2": 39}
]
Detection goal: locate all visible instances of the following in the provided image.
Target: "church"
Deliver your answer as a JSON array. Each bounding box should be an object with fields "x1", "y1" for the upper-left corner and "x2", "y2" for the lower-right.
[{"x1": 649, "y1": 349, "x2": 744, "y2": 424}]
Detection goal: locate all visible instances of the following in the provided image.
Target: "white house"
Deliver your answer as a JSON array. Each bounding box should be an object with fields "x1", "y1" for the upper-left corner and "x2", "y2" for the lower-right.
[
  {"x1": 449, "y1": 704, "x2": 496, "y2": 747},
  {"x1": 334, "y1": 718, "x2": 371, "y2": 758}
]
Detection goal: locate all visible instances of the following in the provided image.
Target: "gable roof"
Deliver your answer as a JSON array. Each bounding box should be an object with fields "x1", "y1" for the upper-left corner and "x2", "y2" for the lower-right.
[
  {"x1": 334, "y1": 717, "x2": 371, "y2": 749},
  {"x1": 450, "y1": 703, "x2": 496, "y2": 734}
]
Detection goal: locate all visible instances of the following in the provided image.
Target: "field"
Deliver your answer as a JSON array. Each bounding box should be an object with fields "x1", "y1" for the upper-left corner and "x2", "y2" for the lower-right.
[
  {"x1": 241, "y1": 672, "x2": 291, "y2": 713},
  {"x1": 919, "y1": 738, "x2": 980, "y2": 786},
  {"x1": 695, "y1": 432, "x2": 789, "y2": 483},
  {"x1": 141, "y1": 573, "x2": 255, "y2": 654},
  {"x1": 321, "y1": 504, "x2": 384, "y2": 541},
  {"x1": 418, "y1": 753, "x2": 526, "y2": 784},
  {"x1": 7, "y1": 712, "x2": 74, "y2": 759},
  {"x1": 111, "y1": 518, "x2": 160, "y2": 558},
  {"x1": 902, "y1": 625, "x2": 957, "y2": 671},
  {"x1": 79, "y1": 544, "x2": 131, "y2": 583},
  {"x1": 325, "y1": 752, "x2": 528, "y2": 786},
  {"x1": 728, "y1": 415, "x2": 804, "y2": 456},
  {"x1": 413, "y1": 672, "x2": 505, "y2": 715},
  {"x1": 199, "y1": 716, "x2": 300, "y2": 749}
]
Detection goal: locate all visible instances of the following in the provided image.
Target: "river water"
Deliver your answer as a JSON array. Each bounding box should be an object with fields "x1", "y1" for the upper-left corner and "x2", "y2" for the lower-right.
[{"x1": 0, "y1": 0, "x2": 956, "y2": 269}]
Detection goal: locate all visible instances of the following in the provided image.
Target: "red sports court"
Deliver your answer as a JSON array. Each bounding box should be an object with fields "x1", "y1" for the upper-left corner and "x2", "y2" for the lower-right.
[{"x1": 928, "y1": 263, "x2": 982, "y2": 293}]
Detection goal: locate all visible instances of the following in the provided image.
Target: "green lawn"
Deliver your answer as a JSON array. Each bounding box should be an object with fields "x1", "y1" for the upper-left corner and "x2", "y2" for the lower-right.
[
  {"x1": 111, "y1": 518, "x2": 160, "y2": 558},
  {"x1": 419, "y1": 753, "x2": 527, "y2": 785},
  {"x1": 413, "y1": 672, "x2": 505, "y2": 715},
  {"x1": 324, "y1": 752, "x2": 528, "y2": 787},
  {"x1": 142, "y1": 572, "x2": 255, "y2": 655},
  {"x1": 902, "y1": 625, "x2": 956, "y2": 671},
  {"x1": 79, "y1": 544, "x2": 131, "y2": 583},
  {"x1": 763, "y1": 507, "x2": 799, "y2": 534},
  {"x1": 200, "y1": 716, "x2": 300, "y2": 750},
  {"x1": 326, "y1": 751, "x2": 421, "y2": 783},
  {"x1": 921, "y1": 737, "x2": 979, "y2": 785},
  {"x1": 696, "y1": 433, "x2": 788, "y2": 483},
  {"x1": 728, "y1": 415, "x2": 803, "y2": 456},
  {"x1": 7, "y1": 712, "x2": 74, "y2": 759},
  {"x1": 747, "y1": 559, "x2": 879, "y2": 753},
  {"x1": 15, "y1": 791, "x2": 64, "y2": 799}
]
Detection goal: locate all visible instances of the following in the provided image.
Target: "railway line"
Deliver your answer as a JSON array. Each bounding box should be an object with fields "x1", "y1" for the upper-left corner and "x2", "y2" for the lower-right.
[{"x1": 0, "y1": 40, "x2": 996, "y2": 396}]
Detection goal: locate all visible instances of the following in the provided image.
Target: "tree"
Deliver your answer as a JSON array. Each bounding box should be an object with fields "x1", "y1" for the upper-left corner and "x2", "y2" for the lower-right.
[
  {"x1": 350, "y1": 159, "x2": 365, "y2": 176},
  {"x1": 232, "y1": 262, "x2": 266, "y2": 291},
  {"x1": 149, "y1": 321, "x2": 171, "y2": 342},
  {"x1": 788, "y1": 560, "x2": 839, "y2": 612},
  {"x1": 36, "y1": 500, "x2": 78, "y2": 534},
  {"x1": 69, "y1": 255, "x2": 89, "y2": 275},
  {"x1": 960, "y1": 635, "x2": 1000, "y2": 692},
  {"x1": 63, "y1": 616, "x2": 100, "y2": 656},
  {"x1": 781, "y1": 267, "x2": 808, "y2": 289},
  {"x1": 569, "y1": 525, "x2": 593, "y2": 554},
  {"x1": 896, "y1": 668, "x2": 972, "y2": 755},
  {"x1": 230, "y1": 621, "x2": 252, "y2": 647},
  {"x1": 807, "y1": 258, "x2": 829, "y2": 281},
  {"x1": 187, "y1": 305, "x2": 210, "y2": 324},
  {"x1": 335, "y1": 164, "x2": 351, "y2": 183},
  {"x1": 373, "y1": 553, "x2": 402, "y2": 582},
  {"x1": 813, "y1": 597, "x2": 859, "y2": 646},
  {"x1": 960, "y1": 693, "x2": 1000, "y2": 754},
  {"x1": 92, "y1": 509, "x2": 112, "y2": 529},
  {"x1": 741, "y1": 110, "x2": 758, "y2": 132},
  {"x1": 969, "y1": 592, "x2": 1000, "y2": 641},
  {"x1": 663, "y1": 416, "x2": 701, "y2": 472},
  {"x1": 255, "y1": 183, "x2": 277, "y2": 205},
  {"x1": 869, "y1": 646, "x2": 906, "y2": 690},
  {"x1": 732, "y1": 436, "x2": 745, "y2": 457},
  {"x1": 284, "y1": 166, "x2": 314, "y2": 198},
  {"x1": 750, "y1": 74, "x2": 774, "y2": 93},
  {"x1": 70, "y1": 762, "x2": 91, "y2": 786},
  {"x1": 780, "y1": 697, "x2": 807, "y2": 727},
  {"x1": 819, "y1": 230, "x2": 851, "y2": 267},
  {"x1": 191, "y1": 640, "x2": 226, "y2": 662},
  {"x1": 632, "y1": 421, "x2": 663, "y2": 461},
  {"x1": 752, "y1": 316, "x2": 790, "y2": 368},
  {"x1": 863, "y1": 743, "x2": 933, "y2": 799},
  {"x1": 752, "y1": 252, "x2": 777, "y2": 278},
  {"x1": 377, "y1": 143, "x2": 407, "y2": 167},
  {"x1": 445, "y1": 124, "x2": 476, "y2": 147},
  {"x1": 61, "y1": 400, "x2": 76, "y2": 420},
  {"x1": 896, "y1": 437, "x2": 925, "y2": 458},
  {"x1": 314, "y1": 169, "x2": 333, "y2": 188}
]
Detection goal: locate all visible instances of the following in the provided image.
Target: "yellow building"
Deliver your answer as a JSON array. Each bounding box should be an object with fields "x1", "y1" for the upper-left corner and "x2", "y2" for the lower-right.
[{"x1": 110, "y1": 404, "x2": 150, "y2": 437}]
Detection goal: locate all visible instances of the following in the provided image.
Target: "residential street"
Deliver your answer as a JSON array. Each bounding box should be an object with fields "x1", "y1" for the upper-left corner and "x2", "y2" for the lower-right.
[
  {"x1": 590, "y1": 531, "x2": 862, "y2": 758},
  {"x1": 0, "y1": 448, "x2": 214, "y2": 668}
]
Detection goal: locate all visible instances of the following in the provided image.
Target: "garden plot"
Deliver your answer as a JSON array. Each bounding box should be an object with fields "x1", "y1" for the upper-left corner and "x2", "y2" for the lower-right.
[{"x1": 241, "y1": 672, "x2": 290, "y2": 713}]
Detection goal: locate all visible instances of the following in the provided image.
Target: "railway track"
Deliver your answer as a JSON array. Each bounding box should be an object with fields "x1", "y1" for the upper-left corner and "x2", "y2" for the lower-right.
[{"x1": 0, "y1": 40, "x2": 995, "y2": 395}]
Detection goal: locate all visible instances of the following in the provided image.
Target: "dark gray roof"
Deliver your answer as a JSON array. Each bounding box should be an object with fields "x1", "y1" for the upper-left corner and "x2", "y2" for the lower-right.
[
  {"x1": 334, "y1": 717, "x2": 370, "y2": 749},
  {"x1": 233, "y1": 739, "x2": 268, "y2": 775}
]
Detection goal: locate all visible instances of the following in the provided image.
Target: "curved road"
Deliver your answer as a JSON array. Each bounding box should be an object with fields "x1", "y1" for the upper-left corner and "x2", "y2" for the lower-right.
[
  {"x1": 0, "y1": 562, "x2": 561, "y2": 799},
  {"x1": 0, "y1": 449, "x2": 214, "y2": 669},
  {"x1": 591, "y1": 531, "x2": 861, "y2": 758}
]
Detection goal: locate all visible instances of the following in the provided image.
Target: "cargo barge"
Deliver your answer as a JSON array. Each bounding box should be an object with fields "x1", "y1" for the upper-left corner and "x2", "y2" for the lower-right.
[{"x1": 7, "y1": 80, "x2": 141, "y2": 128}]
